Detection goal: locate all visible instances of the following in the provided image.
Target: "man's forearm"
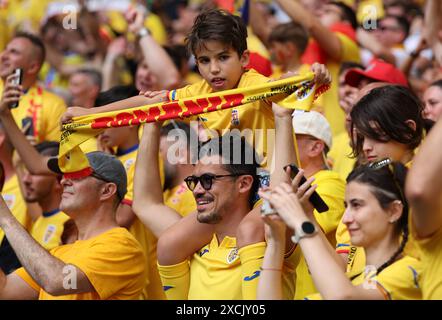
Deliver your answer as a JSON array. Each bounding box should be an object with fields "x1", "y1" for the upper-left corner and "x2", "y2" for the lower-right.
[
  {"x1": 271, "y1": 115, "x2": 297, "y2": 188},
  {"x1": 139, "y1": 35, "x2": 181, "y2": 90},
  {"x1": 0, "y1": 205, "x2": 66, "y2": 293},
  {"x1": 132, "y1": 123, "x2": 181, "y2": 237},
  {"x1": 406, "y1": 117, "x2": 442, "y2": 236},
  {"x1": 0, "y1": 112, "x2": 52, "y2": 175}
]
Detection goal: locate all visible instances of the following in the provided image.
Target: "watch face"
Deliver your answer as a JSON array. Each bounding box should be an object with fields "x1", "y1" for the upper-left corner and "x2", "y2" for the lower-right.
[{"x1": 301, "y1": 221, "x2": 315, "y2": 234}]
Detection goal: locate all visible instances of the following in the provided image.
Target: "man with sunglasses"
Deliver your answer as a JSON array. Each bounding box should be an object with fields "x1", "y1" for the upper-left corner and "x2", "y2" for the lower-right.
[
  {"x1": 133, "y1": 122, "x2": 266, "y2": 300},
  {"x1": 0, "y1": 151, "x2": 147, "y2": 299}
]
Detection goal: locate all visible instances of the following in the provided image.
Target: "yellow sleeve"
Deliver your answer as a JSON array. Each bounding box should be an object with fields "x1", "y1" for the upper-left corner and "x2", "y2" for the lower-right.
[
  {"x1": 14, "y1": 267, "x2": 41, "y2": 292},
  {"x1": 168, "y1": 80, "x2": 209, "y2": 101},
  {"x1": 67, "y1": 233, "x2": 147, "y2": 300},
  {"x1": 336, "y1": 33, "x2": 360, "y2": 63},
  {"x1": 144, "y1": 13, "x2": 167, "y2": 45},
  {"x1": 238, "y1": 242, "x2": 266, "y2": 300},
  {"x1": 41, "y1": 94, "x2": 66, "y2": 142},
  {"x1": 312, "y1": 172, "x2": 345, "y2": 239},
  {"x1": 157, "y1": 260, "x2": 190, "y2": 300}
]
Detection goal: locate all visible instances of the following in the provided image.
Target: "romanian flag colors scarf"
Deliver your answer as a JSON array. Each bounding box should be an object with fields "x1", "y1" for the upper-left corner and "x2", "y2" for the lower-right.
[{"x1": 59, "y1": 72, "x2": 328, "y2": 177}]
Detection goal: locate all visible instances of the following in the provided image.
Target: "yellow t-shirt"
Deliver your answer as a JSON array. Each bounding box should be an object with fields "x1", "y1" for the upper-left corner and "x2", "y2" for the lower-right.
[
  {"x1": 415, "y1": 225, "x2": 442, "y2": 299},
  {"x1": 168, "y1": 69, "x2": 274, "y2": 168},
  {"x1": 118, "y1": 146, "x2": 165, "y2": 300},
  {"x1": 304, "y1": 255, "x2": 422, "y2": 300},
  {"x1": 163, "y1": 182, "x2": 196, "y2": 217},
  {"x1": 321, "y1": 33, "x2": 360, "y2": 139},
  {"x1": 0, "y1": 175, "x2": 30, "y2": 243},
  {"x1": 30, "y1": 210, "x2": 70, "y2": 250},
  {"x1": 15, "y1": 227, "x2": 146, "y2": 300},
  {"x1": 294, "y1": 170, "x2": 346, "y2": 299},
  {"x1": 328, "y1": 131, "x2": 356, "y2": 181},
  {"x1": 158, "y1": 234, "x2": 300, "y2": 300},
  {"x1": 0, "y1": 81, "x2": 66, "y2": 143}
]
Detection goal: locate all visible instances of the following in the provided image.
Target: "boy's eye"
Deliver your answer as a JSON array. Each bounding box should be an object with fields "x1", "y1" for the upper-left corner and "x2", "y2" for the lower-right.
[
  {"x1": 219, "y1": 55, "x2": 229, "y2": 61},
  {"x1": 198, "y1": 57, "x2": 210, "y2": 64}
]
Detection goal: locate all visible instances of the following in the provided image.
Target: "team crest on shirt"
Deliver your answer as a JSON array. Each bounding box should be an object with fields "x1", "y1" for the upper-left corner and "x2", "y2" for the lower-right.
[
  {"x1": 3, "y1": 194, "x2": 16, "y2": 209},
  {"x1": 43, "y1": 225, "x2": 56, "y2": 244},
  {"x1": 124, "y1": 158, "x2": 135, "y2": 171},
  {"x1": 295, "y1": 81, "x2": 315, "y2": 101},
  {"x1": 227, "y1": 248, "x2": 239, "y2": 264},
  {"x1": 231, "y1": 109, "x2": 240, "y2": 126}
]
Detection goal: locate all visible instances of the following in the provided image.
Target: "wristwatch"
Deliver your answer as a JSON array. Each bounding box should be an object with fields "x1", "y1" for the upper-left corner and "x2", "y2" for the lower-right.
[
  {"x1": 137, "y1": 27, "x2": 151, "y2": 38},
  {"x1": 291, "y1": 221, "x2": 317, "y2": 244}
]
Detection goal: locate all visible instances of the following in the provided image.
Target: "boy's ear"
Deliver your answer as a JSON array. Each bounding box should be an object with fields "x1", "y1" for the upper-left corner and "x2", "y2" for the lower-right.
[{"x1": 240, "y1": 50, "x2": 250, "y2": 68}]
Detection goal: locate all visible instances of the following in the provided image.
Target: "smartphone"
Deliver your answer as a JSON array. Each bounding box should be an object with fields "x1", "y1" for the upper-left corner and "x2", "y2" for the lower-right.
[
  {"x1": 10, "y1": 68, "x2": 23, "y2": 108},
  {"x1": 258, "y1": 170, "x2": 276, "y2": 216},
  {"x1": 285, "y1": 163, "x2": 329, "y2": 213},
  {"x1": 21, "y1": 117, "x2": 34, "y2": 137}
]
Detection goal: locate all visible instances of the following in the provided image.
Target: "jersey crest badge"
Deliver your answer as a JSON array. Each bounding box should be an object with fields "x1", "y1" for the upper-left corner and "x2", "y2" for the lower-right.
[{"x1": 227, "y1": 248, "x2": 239, "y2": 264}]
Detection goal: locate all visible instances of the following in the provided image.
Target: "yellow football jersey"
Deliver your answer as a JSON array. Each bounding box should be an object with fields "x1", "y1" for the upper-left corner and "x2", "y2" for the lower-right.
[
  {"x1": 30, "y1": 210, "x2": 70, "y2": 250},
  {"x1": 168, "y1": 69, "x2": 275, "y2": 168},
  {"x1": 0, "y1": 175, "x2": 30, "y2": 243},
  {"x1": 158, "y1": 234, "x2": 300, "y2": 300},
  {"x1": 304, "y1": 255, "x2": 421, "y2": 300},
  {"x1": 0, "y1": 81, "x2": 66, "y2": 143},
  {"x1": 163, "y1": 182, "x2": 196, "y2": 217}
]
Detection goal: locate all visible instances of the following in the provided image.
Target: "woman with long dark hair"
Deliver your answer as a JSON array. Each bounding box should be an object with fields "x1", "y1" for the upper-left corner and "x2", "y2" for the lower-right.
[{"x1": 258, "y1": 159, "x2": 422, "y2": 300}]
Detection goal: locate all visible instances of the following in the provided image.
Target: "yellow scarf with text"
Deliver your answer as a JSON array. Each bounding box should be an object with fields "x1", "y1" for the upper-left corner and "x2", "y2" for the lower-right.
[{"x1": 59, "y1": 72, "x2": 327, "y2": 177}]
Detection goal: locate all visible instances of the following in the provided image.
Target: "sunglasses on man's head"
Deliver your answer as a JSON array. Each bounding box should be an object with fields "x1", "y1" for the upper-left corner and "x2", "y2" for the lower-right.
[{"x1": 184, "y1": 173, "x2": 242, "y2": 191}]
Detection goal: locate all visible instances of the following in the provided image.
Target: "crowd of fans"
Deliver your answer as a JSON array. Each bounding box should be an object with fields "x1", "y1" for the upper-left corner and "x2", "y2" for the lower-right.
[{"x1": 0, "y1": 0, "x2": 441, "y2": 300}]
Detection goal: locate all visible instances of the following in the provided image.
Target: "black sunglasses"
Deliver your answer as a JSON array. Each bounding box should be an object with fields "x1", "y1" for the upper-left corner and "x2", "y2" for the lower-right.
[{"x1": 184, "y1": 173, "x2": 242, "y2": 191}]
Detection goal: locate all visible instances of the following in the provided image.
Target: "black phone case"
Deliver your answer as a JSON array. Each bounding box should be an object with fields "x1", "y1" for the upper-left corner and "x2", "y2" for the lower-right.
[{"x1": 287, "y1": 164, "x2": 329, "y2": 213}]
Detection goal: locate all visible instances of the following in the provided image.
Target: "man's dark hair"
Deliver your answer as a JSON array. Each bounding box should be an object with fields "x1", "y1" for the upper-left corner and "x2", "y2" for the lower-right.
[
  {"x1": 94, "y1": 85, "x2": 139, "y2": 107},
  {"x1": 160, "y1": 121, "x2": 193, "y2": 147},
  {"x1": 186, "y1": 9, "x2": 248, "y2": 57},
  {"x1": 350, "y1": 85, "x2": 424, "y2": 158},
  {"x1": 13, "y1": 32, "x2": 46, "y2": 67},
  {"x1": 268, "y1": 22, "x2": 309, "y2": 55},
  {"x1": 197, "y1": 133, "x2": 260, "y2": 208},
  {"x1": 429, "y1": 79, "x2": 442, "y2": 90},
  {"x1": 74, "y1": 68, "x2": 103, "y2": 90},
  {"x1": 330, "y1": 1, "x2": 358, "y2": 29},
  {"x1": 164, "y1": 44, "x2": 190, "y2": 71},
  {"x1": 35, "y1": 141, "x2": 59, "y2": 157}
]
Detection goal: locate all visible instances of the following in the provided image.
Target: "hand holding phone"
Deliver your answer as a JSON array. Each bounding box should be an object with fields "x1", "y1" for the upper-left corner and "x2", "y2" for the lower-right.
[
  {"x1": 284, "y1": 164, "x2": 329, "y2": 213},
  {"x1": 9, "y1": 68, "x2": 23, "y2": 108}
]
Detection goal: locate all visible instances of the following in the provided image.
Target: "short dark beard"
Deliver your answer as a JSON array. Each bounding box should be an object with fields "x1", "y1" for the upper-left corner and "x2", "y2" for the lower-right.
[{"x1": 197, "y1": 210, "x2": 222, "y2": 224}]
